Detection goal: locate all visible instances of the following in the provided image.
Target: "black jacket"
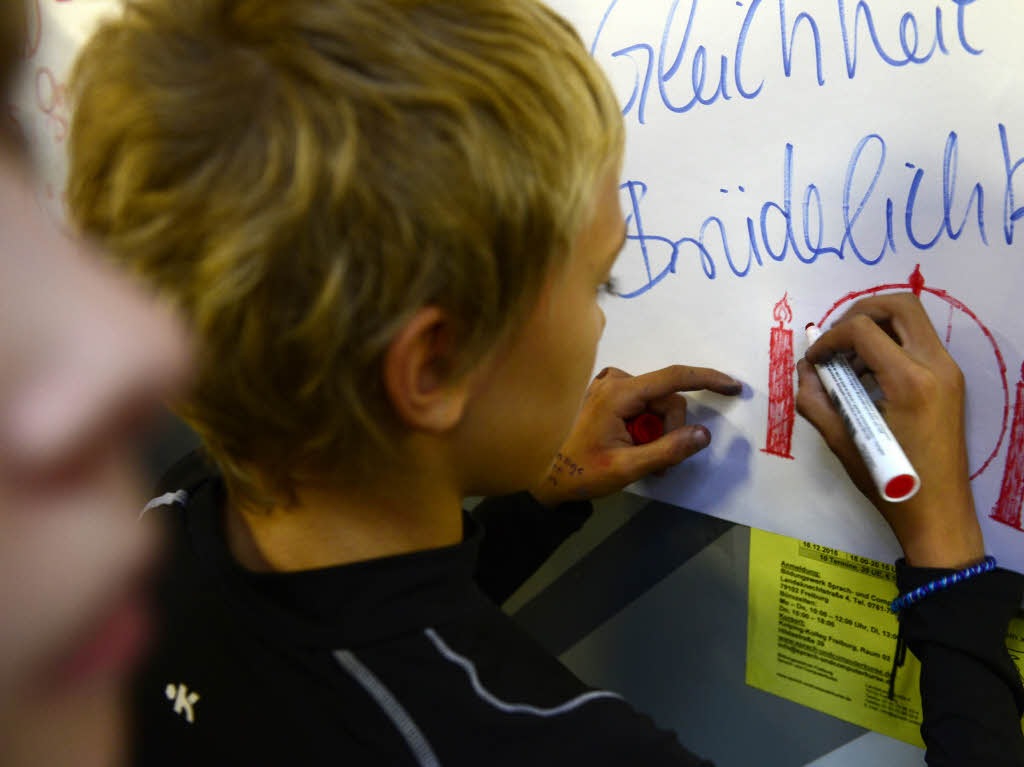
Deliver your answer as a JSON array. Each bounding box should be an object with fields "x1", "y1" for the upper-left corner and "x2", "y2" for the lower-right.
[{"x1": 133, "y1": 451, "x2": 1024, "y2": 766}]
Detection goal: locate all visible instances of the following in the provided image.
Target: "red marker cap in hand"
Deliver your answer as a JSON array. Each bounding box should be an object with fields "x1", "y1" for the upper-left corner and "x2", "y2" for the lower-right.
[{"x1": 625, "y1": 412, "x2": 664, "y2": 445}]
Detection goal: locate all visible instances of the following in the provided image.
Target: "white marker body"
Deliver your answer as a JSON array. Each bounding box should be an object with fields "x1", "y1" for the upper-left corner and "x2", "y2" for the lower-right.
[{"x1": 806, "y1": 325, "x2": 921, "y2": 503}]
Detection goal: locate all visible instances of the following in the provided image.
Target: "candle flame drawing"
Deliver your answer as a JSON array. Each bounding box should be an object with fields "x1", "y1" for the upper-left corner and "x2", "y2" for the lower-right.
[{"x1": 773, "y1": 292, "x2": 793, "y2": 328}]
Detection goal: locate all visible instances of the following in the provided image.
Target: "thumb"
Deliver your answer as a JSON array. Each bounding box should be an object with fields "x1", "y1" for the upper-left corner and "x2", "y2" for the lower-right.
[
  {"x1": 795, "y1": 359, "x2": 876, "y2": 500},
  {"x1": 617, "y1": 424, "x2": 711, "y2": 478}
]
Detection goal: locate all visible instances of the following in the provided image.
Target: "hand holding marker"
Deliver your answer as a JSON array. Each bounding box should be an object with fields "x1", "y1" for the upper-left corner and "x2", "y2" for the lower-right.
[{"x1": 805, "y1": 323, "x2": 920, "y2": 502}]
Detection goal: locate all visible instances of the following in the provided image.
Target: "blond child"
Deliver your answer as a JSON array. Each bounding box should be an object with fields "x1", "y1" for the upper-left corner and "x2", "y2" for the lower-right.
[{"x1": 68, "y1": 1, "x2": 1023, "y2": 764}]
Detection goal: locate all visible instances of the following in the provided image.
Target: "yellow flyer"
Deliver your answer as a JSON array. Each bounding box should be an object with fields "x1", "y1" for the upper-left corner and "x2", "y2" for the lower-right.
[{"x1": 746, "y1": 529, "x2": 1024, "y2": 746}]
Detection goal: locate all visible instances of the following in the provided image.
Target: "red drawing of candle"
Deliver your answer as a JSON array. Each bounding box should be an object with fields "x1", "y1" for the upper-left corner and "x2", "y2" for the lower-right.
[
  {"x1": 762, "y1": 293, "x2": 795, "y2": 460},
  {"x1": 992, "y1": 362, "x2": 1024, "y2": 530}
]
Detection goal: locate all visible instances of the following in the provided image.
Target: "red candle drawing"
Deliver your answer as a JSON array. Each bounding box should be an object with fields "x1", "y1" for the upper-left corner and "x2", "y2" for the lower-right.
[
  {"x1": 762, "y1": 293, "x2": 795, "y2": 460},
  {"x1": 992, "y1": 362, "x2": 1024, "y2": 530}
]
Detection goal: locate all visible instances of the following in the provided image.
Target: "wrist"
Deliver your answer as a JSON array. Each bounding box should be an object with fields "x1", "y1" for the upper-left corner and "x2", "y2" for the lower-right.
[
  {"x1": 892, "y1": 489, "x2": 985, "y2": 569},
  {"x1": 900, "y1": 522, "x2": 985, "y2": 570},
  {"x1": 527, "y1": 483, "x2": 561, "y2": 510}
]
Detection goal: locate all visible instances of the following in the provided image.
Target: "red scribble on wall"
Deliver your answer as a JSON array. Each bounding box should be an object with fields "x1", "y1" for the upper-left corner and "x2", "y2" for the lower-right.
[
  {"x1": 35, "y1": 66, "x2": 67, "y2": 142},
  {"x1": 762, "y1": 293, "x2": 795, "y2": 460},
  {"x1": 22, "y1": 0, "x2": 42, "y2": 58},
  {"x1": 992, "y1": 363, "x2": 1024, "y2": 531},
  {"x1": 819, "y1": 264, "x2": 1009, "y2": 481}
]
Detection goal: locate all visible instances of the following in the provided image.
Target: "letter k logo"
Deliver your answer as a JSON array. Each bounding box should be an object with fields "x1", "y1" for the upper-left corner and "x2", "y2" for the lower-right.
[{"x1": 165, "y1": 682, "x2": 200, "y2": 724}]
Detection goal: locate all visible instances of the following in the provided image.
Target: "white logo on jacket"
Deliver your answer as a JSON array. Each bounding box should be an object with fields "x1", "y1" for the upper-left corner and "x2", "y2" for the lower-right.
[{"x1": 165, "y1": 682, "x2": 200, "y2": 723}]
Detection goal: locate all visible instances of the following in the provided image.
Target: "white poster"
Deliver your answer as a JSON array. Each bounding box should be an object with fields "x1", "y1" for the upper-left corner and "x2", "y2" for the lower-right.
[
  {"x1": 8, "y1": 1, "x2": 122, "y2": 223},
  {"x1": 548, "y1": 0, "x2": 1024, "y2": 570}
]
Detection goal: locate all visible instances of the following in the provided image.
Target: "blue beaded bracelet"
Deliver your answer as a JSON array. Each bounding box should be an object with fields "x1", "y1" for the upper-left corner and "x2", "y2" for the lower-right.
[{"x1": 889, "y1": 556, "x2": 997, "y2": 614}]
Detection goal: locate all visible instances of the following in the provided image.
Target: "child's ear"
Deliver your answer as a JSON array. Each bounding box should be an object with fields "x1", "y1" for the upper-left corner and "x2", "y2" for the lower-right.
[{"x1": 383, "y1": 306, "x2": 471, "y2": 433}]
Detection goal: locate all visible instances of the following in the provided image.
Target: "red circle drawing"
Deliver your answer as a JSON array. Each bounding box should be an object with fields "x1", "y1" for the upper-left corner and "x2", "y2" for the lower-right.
[{"x1": 818, "y1": 264, "x2": 1009, "y2": 481}]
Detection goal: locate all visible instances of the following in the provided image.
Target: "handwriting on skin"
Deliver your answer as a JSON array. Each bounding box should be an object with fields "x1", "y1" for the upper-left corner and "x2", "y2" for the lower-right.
[
  {"x1": 546, "y1": 452, "x2": 584, "y2": 487},
  {"x1": 592, "y1": 0, "x2": 982, "y2": 126}
]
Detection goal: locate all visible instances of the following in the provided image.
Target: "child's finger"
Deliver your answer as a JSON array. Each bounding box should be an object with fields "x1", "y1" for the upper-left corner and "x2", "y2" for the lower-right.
[
  {"x1": 806, "y1": 315, "x2": 910, "y2": 387},
  {"x1": 613, "y1": 423, "x2": 711, "y2": 479},
  {"x1": 828, "y1": 293, "x2": 943, "y2": 360},
  {"x1": 620, "y1": 365, "x2": 741, "y2": 415},
  {"x1": 795, "y1": 359, "x2": 845, "y2": 453},
  {"x1": 646, "y1": 392, "x2": 687, "y2": 432},
  {"x1": 795, "y1": 359, "x2": 874, "y2": 497},
  {"x1": 593, "y1": 366, "x2": 631, "y2": 382}
]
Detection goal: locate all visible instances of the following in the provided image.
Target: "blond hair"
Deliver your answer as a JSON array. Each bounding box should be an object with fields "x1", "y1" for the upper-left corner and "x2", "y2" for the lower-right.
[{"x1": 68, "y1": 0, "x2": 624, "y2": 506}]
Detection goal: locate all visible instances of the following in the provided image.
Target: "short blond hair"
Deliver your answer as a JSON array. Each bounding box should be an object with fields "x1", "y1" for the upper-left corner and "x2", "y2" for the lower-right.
[{"x1": 68, "y1": 0, "x2": 624, "y2": 506}]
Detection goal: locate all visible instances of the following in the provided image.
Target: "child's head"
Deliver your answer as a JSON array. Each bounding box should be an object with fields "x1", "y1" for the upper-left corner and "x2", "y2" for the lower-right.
[{"x1": 68, "y1": 0, "x2": 624, "y2": 506}]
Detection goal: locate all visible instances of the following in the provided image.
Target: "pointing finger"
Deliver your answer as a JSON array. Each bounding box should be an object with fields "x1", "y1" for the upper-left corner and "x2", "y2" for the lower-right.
[{"x1": 620, "y1": 365, "x2": 741, "y2": 415}]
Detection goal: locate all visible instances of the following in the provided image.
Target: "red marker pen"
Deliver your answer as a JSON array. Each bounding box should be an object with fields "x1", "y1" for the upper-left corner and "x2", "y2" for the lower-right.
[{"x1": 626, "y1": 413, "x2": 664, "y2": 445}]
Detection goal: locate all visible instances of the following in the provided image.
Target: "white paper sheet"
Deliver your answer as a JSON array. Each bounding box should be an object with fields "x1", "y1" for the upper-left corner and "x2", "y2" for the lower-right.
[
  {"x1": 548, "y1": 0, "x2": 1024, "y2": 571},
  {"x1": 8, "y1": 0, "x2": 122, "y2": 223}
]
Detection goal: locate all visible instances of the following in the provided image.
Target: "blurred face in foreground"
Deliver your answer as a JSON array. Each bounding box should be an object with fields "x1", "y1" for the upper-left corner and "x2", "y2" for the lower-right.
[{"x1": 0, "y1": 144, "x2": 190, "y2": 766}]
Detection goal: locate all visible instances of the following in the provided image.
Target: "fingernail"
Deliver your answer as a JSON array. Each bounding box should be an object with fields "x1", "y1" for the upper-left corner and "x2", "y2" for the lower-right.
[
  {"x1": 690, "y1": 425, "x2": 710, "y2": 451},
  {"x1": 595, "y1": 368, "x2": 610, "y2": 380}
]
